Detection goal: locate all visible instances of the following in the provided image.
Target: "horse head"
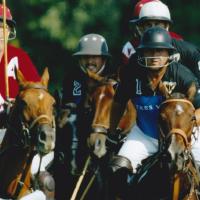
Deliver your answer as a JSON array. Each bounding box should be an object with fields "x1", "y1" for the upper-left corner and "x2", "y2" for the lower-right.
[
  {"x1": 159, "y1": 92, "x2": 197, "y2": 171},
  {"x1": 9, "y1": 67, "x2": 56, "y2": 155}
]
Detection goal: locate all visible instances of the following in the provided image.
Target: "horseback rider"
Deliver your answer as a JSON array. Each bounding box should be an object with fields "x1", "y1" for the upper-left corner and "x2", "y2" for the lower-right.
[
  {"x1": 0, "y1": 4, "x2": 40, "y2": 136},
  {"x1": 121, "y1": 0, "x2": 200, "y2": 85},
  {"x1": 108, "y1": 27, "x2": 200, "y2": 198},
  {"x1": 54, "y1": 33, "x2": 113, "y2": 200}
]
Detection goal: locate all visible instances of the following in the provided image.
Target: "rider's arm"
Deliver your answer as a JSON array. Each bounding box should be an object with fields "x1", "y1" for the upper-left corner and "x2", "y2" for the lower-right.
[
  {"x1": 109, "y1": 63, "x2": 133, "y2": 134},
  {"x1": 109, "y1": 99, "x2": 127, "y2": 134},
  {"x1": 175, "y1": 62, "x2": 200, "y2": 109},
  {"x1": 172, "y1": 39, "x2": 200, "y2": 84}
]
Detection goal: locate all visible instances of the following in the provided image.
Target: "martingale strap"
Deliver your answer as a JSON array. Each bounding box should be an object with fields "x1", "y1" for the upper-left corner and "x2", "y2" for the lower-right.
[{"x1": 13, "y1": 148, "x2": 35, "y2": 199}]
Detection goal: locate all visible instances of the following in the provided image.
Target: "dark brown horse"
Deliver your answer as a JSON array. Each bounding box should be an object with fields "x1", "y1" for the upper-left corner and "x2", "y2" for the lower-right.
[
  {"x1": 0, "y1": 68, "x2": 56, "y2": 199},
  {"x1": 129, "y1": 93, "x2": 200, "y2": 200}
]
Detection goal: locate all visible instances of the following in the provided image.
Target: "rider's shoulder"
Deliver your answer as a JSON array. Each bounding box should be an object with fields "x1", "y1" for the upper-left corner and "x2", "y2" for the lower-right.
[
  {"x1": 7, "y1": 44, "x2": 29, "y2": 55},
  {"x1": 172, "y1": 37, "x2": 200, "y2": 53},
  {"x1": 169, "y1": 31, "x2": 183, "y2": 40}
]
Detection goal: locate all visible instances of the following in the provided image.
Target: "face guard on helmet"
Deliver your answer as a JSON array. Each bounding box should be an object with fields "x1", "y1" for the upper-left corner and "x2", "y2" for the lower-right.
[
  {"x1": 137, "y1": 27, "x2": 175, "y2": 69},
  {"x1": 0, "y1": 4, "x2": 16, "y2": 40},
  {"x1": 73, "y1": 33, "x2": 111, "y2": 74}
]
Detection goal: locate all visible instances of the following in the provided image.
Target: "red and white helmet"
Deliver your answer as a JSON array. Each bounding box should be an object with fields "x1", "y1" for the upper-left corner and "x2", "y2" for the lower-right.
[
  {"x1": 0, "y1": 4, "x2": 16, "y2": 40},
  {"x1": 130, "y1": 0, "x2": 160, "y2": 23},
  {"x1": 135, "y1": 1, "x2": 172, "y2": 24}
]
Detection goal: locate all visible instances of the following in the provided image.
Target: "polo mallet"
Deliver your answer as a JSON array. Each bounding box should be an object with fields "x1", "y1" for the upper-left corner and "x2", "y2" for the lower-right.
[
  {"x1": 2, "y1": 0, "x2": 9, "y2": 99},
  {"x1": 80, "y1": 166, "x2": 99, "y2": 200},
  {"x1": 70, "y1": 155, "x2": 91, "y2": 200}
]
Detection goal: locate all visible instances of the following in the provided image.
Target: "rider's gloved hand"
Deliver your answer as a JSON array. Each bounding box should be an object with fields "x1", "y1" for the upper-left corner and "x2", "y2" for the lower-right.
[
  {"x1": 62, "y1": 102, "x2": 77, "y2": 114},
  {"x1": 0, "y1": 98, "x2": 15, "y2": 128},
  {"x1": 57, "y1": 102, "x2": 77, "y2": 128},
  {"x1": 106, "y1": 129, "x2": 126, "y2": 153}
]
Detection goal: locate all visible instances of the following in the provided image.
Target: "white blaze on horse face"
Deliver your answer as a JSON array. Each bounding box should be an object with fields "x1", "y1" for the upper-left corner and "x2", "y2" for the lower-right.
[
  {"x1": 38, "y1": 92, "x2": 44, "y2": 100},
  {"x1": 175, "y1": 105, "x2": 184, "y2": 115},
  {"x1": 99, "y1": 93, "x2": 105, "y2": 100}
]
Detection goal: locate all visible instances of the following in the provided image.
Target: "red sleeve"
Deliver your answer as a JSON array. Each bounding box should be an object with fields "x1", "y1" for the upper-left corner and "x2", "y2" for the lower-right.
[
  {"x1": 169, "y1": 31, "x2": 183, "y2": 41},
  {"x1": 15, "y1": 47, "x2": 41, "y2": 82}
]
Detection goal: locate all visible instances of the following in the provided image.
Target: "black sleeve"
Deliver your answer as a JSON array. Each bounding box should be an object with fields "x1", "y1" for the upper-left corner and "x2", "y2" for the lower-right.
[
  {"x1": 61, "y1": 72, "x2": 76, "y2": 105},
  {"x1": 114, "y1": 55, "x2": 136, "y2": 105},
  {"x1": 176, "y1": 63, "x2": 200, "y2": 108},
  {"x1": 172, "y1": 39, "x2": 200, "y2": 83}
]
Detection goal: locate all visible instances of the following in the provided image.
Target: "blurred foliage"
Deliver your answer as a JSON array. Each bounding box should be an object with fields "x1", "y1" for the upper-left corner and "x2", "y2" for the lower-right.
[{"x1": 5, "y1": 0, "x2": 200, "y2": 91}]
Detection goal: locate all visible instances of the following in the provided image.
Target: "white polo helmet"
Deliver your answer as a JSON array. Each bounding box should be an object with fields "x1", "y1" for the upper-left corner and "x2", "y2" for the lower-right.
[{"x1": 136, "y1": 1, "x2": 172, "y2": 24}]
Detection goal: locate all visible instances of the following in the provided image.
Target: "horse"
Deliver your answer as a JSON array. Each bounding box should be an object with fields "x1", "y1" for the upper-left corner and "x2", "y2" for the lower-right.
[
  {"x1": 0, "y1": 68, "x2": 56, "y2": 199},
  {"x1": 128, "y1": 93, "x2": 200, "y2": 200}
]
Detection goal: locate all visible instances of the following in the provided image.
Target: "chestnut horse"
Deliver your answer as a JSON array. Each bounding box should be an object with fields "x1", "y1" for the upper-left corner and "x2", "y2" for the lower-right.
[
  {"x1": 87, "y1": 71, "x2": 136, "y2": 158},
  {"x1": 129, "y1": 93, "x2": 200, "y2": 200},
  {"x1": 0, "y1": 68, "x2": 56, "y2": 199},
  {"x1": 158, "y1": 93, "x2": 200, "y2": 200}
]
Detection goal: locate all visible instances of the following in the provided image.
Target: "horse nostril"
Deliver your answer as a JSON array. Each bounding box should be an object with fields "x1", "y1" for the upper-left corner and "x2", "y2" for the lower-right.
[{"x1": 40, "y1": 131, "x2": 46, "y2": 141}]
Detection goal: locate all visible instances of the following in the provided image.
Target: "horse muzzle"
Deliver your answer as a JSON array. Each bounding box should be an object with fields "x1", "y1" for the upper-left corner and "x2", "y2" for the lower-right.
[{"x1": 37, "y1": 124, "x2": 56, "y2": 154}]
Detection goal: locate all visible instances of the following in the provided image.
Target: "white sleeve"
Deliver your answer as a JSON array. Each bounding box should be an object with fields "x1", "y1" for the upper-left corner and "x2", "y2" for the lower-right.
[{"x1": 122, "y1": 41, "x2": 136, "y2": 59}]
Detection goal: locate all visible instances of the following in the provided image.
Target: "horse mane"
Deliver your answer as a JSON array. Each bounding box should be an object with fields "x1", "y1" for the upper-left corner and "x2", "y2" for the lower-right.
[{"x1": 87, "y1": 70, "x2": 119, "y2": 86}]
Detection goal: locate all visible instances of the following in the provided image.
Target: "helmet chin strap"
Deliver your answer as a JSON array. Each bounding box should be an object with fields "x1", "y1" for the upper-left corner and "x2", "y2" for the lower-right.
[
  {"x1": 80, "y1": 64, "x2": 106, "y2": 75},
  {"x1": 96, "y1": 64, "x2": 105, "y2": 75}
]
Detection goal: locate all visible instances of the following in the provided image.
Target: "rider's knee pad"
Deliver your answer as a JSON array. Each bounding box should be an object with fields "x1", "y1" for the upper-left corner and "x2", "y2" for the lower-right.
[
  {"x1": 107, "y1": 155, "x2": 133, "y2": 199},
  {"x1": 108, "y1": 155, "x2": 133, "y2": 173},
  {"x1": 38, "y1": 171, "x2": 55, "y2": 192}
]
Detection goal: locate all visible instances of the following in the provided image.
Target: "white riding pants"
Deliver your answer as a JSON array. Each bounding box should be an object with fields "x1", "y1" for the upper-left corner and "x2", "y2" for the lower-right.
[{"x1": 118, "y1": 125, "x2": 200, "y2": 173}]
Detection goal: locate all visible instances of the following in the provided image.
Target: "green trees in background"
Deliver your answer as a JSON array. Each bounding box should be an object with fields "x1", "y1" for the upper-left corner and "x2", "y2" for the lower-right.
[{"x1": 7, "y1": 0, "x2": 200, "y2": 91}]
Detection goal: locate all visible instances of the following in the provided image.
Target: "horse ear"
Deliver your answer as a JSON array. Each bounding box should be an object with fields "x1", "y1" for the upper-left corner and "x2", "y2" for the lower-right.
[
  {"x1": 15, "y1": 68, "x2": 26, "y2": 87},
  {"x1": 195, "y1": 108, "x2": 200, "y2": 126},
  {"x1": 41, "y1": 67, "x2": 49, "y2": 88}
]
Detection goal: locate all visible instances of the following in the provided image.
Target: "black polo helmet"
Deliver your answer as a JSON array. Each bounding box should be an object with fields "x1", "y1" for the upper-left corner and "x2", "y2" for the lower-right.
[{"x1": 137, "y1": 27, "x2": 175, "y2": 52}]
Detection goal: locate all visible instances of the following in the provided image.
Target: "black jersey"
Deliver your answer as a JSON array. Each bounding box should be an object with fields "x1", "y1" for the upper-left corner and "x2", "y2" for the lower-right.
[
  {"x1": 62, "y1": 68, "x2": 87, "y2": 107},
  {"x1": 172, "y1": 39, "x2": 200, "y2": 83},
  {"x1": 62, "y1": 63, "x2": 115, "y2": 107}
]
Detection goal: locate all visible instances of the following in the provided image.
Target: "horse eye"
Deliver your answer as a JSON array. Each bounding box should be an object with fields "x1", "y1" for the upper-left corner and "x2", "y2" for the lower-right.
[{"x1": 19, "y1": 100, "x2": 27, "y2": 109}]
